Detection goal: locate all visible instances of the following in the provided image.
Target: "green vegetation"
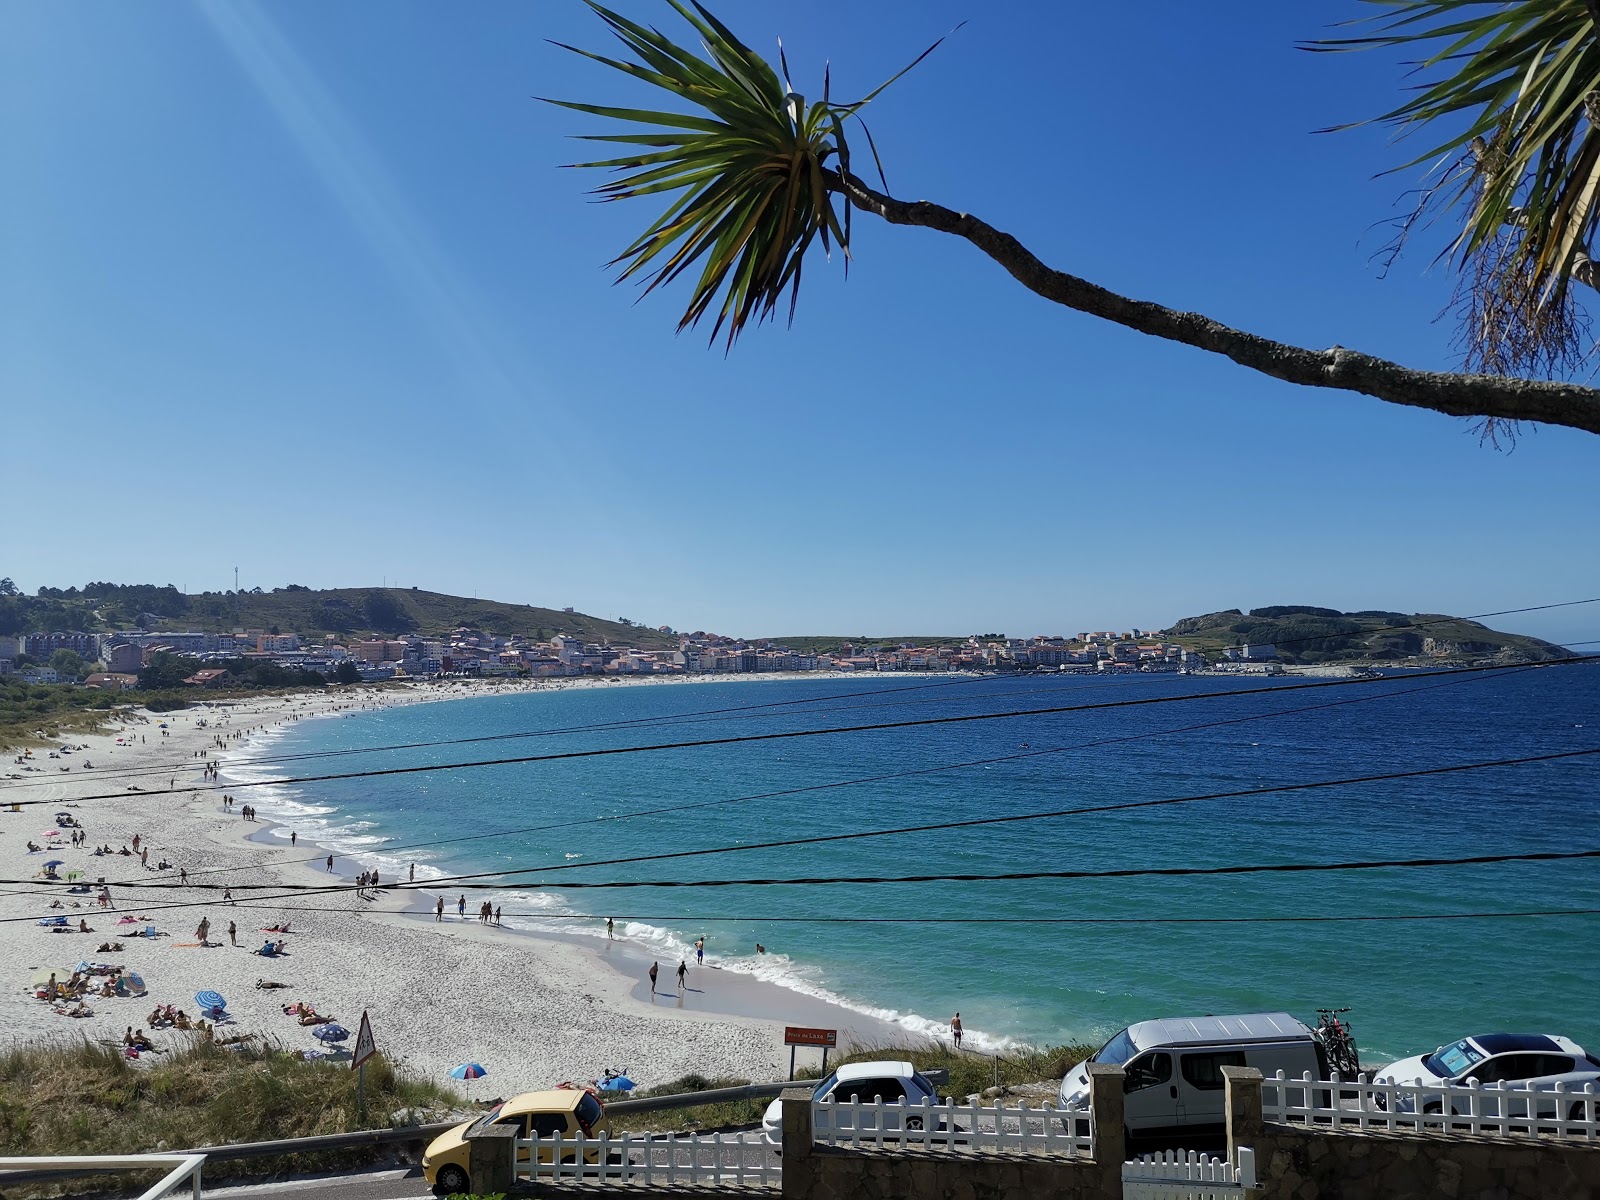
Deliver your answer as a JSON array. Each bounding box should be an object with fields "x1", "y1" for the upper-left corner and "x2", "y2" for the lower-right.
[
  {"x1": 1164, "y1": 606, "x2": 1565, "y2": 664},
  {"x1": 0, "y1": 1037, "x2": 461, "y2": 1193},
  {"x1": 0, "y1": 581, "x2": 671, "y2": 649}
]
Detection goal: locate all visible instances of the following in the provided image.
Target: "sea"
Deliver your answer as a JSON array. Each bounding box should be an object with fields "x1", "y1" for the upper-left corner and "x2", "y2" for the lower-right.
[{"x1": 224, "y1": 664, "x2": 1600, "y2": 1066}]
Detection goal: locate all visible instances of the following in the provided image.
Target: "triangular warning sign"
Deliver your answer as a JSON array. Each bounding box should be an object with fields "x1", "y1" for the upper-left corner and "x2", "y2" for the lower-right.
[{"x1": 352, "y1": 1010, "x2": 377, "y2": 1069}]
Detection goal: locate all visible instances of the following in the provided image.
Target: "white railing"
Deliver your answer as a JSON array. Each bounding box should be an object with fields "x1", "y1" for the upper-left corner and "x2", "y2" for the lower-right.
[
  {"x1": 812, "y1": 1097, "x2": 1094, "y2": 1156},
  {"x1": 1122, "y1": 1148, "x2": 1256, "y2": 1199},
  {"x1": 514, "y1": 1130, "x2": 778, "y2": 1187},
  {"x1": 0, "y1": 1154, "x2": 205, "y2": 1200},
  {"x1": 1263, "y1": 1071, "x2": 1600, "y2": 1140}
]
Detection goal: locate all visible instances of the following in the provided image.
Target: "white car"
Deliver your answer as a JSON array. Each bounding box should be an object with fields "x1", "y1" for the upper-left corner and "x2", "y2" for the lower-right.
[
  {"x1": 1374, "y1": 1033, "x2": 1600, "y2": 1118},
  {"x1": 761, "y1": 1061, "x2": 944, "y2": 1146}
]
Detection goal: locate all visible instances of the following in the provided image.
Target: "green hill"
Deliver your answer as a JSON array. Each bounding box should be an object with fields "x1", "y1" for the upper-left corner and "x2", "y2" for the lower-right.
[
  {"x1": 1, "y1": 584, "x2": 673, "y2": 648},
  {"x1": 1162, "y1": 605, "x2": 1566, "y2": 664}
]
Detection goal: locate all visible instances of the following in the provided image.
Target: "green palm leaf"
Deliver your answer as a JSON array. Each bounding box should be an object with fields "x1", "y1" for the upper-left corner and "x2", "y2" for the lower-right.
[
  {"x1": 1315, "y1": 0, "x2": 1600, "y2": 376},
  {"x1": 546, "y1": 0, "x2": 949, "y2": 348}
]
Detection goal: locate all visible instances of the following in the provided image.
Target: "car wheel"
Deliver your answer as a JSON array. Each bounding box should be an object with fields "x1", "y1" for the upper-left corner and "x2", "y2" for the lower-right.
[
  {"x1": 434, "y1": 1165, "x2": 469, "y2": 1195},
  {"x1": 906, "y1": 1116, "x2": 925, "y2": 1131},
  {"x1": 1572, "y1": 1101, "x2": 1589, "y2": 1122}
]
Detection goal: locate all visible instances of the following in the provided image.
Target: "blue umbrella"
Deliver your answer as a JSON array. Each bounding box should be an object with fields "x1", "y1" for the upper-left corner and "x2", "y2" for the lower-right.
[
  {"x1": 42, "y1": 860, "x2": 64, "y2": 869},
  {"x1": 313, "y1": 1023, "x2": 350, "y2": 1042},
  {"x1": 449, "y1": 1062, "x2": 487, "y2": 1099},
  {"x1": 195, "y1": 990, "x2": 226, "y2": 1015}
]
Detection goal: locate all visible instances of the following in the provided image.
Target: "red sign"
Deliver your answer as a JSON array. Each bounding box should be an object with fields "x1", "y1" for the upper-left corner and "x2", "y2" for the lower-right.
[
  {"x1": 352, "y1": 1010, "x2": 377, "y2": 1069},
  {"x1": 784, "y1": 1026, "x2": 838, "y2": 1048}
]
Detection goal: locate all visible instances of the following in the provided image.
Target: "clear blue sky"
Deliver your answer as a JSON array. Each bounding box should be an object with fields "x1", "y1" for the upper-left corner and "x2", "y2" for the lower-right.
[{"x1": 3, "y1": 1, "x2": 1597, "y2": 643}]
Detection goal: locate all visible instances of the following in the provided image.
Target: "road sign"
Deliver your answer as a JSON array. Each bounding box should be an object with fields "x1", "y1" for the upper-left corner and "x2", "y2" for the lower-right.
[
  {"x1": 352, "y1": 1010, "x2": 377, "y2": 1069},
  {"x1": 784, "y1": 1026, "x2": 837, "y2": 1048}
]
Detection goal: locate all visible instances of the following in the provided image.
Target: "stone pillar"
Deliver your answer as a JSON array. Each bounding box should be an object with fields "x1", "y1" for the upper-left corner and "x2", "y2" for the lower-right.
[
  {"x1": 1223, "y1": 1064, "x2": 1264, "y2": 1158},
  {"x1": 779, "y1": 1086, "x2": 815, "y2": 1200},
  {"x1": 465, "y1": 1122, "x2": 518, "y2": 1195},
  {"x1": 1087, "y1": 1062, "x2": 1126, "y2": 1196}
]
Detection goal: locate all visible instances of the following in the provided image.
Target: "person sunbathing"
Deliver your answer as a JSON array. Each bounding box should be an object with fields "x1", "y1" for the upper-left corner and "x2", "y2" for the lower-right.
[
  {"x1": 298, "y1": 1011, "x2": 332, "y2": 1026},
  {"x1": 78, "y1": 919, "x2": 92, "y2": 933},
  {"x1": 174, "y1": 1010, "x2": 191, "y2": 1030},
  {"x1": 99, "y1": 980, "x2": 116, "y2": 998},
  {"x1": 66, "y1": 1002, "x2": 91, "y2": 1018},
  {"x1": 26, "y1": 841, "x2": 41, "y2": 852}
]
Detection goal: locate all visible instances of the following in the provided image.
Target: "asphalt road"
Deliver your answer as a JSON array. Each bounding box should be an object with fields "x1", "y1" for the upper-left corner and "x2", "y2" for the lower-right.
[{"x1": 200, "y1": 1167, "x2": 434, "y2": 1200}]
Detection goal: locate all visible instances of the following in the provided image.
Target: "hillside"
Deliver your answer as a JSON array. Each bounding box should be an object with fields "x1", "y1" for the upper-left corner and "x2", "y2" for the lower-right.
[
  {"x1": 1162, "y1": 606, "x2": 1566, "y2": 664},
  {"x1": 1, "y1": 584, "x2": 673, "y2": 648}
]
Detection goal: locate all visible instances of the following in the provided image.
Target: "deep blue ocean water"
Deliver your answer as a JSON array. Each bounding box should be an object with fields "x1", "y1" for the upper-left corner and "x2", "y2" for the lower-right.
[{"x1": 229, "y1": 666, "x2": 1600, "y2": 1065}]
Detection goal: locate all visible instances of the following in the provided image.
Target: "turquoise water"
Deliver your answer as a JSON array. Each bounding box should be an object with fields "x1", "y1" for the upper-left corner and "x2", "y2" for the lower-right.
[{"x1": 228, "y1": 667, "x2": 1600, "y2": 1065}]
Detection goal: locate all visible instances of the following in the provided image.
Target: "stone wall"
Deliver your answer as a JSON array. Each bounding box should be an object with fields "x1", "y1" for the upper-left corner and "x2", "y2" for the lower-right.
[
  {"x1": 779, "y1": 1063, "x2": 1126, "y2": 1200},
  {"x1": 1223, "y1": 1065, "x2": 1600, "y2": 1200}
]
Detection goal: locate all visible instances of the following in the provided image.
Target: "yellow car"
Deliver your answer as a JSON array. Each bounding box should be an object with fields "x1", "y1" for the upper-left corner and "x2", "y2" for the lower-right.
[{"x1": 423, "y1": 1088, "x2": 609, "y2": 1194}]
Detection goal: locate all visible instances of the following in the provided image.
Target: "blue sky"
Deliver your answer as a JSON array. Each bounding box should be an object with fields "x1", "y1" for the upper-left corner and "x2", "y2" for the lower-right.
[{"x1": 3, "y1": 1, "x2": 1597, "y2": 644}]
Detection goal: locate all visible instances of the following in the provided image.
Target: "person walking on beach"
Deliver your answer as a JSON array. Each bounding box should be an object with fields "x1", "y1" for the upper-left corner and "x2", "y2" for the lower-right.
[
  {"x1": 695, "y1": 937, "x2": 704, "y2": 966},
  {"x1": 179, "y1": 869, "x2": 187, "y2": 885},
  {"x1": 457, "y1": 895, "x2": 465, "y2": 918},
  {"x1": 290, "y1": 831, "x2": 296, "y2": 846},
  {"x1": 326, "y1": 855, "x2": 334, "y2": 873},
  {"x1": 676, "y1": 959, "x2": 687, "y2": 991},
  {"x1": 228, "y1": 920, "x2": 237, "y2": 947},
  {"x1": 951, "y1": 1012, "x2": 963, "y2": 1048},
  {"x1": 196, "y1": 916, "x2": 210, "y2": 944},
  {"x1": 435, "y1": 896, "x2": 444, "y2": 922},
  {"x1": 648, "y1": 961, "x2": 659, "y2": 995},
  {"x1": 223, "y1": 888, "x2": 234, "y2": 905},
  {"x1": 606, "y1": 917, "x2": 614, "y2": 940},
  {"x1": 494, "y1": 905, "x2": 501, "y2": 926},
  {"x1": 409, "y1": 863, "x2": 415, "y2": 883}
]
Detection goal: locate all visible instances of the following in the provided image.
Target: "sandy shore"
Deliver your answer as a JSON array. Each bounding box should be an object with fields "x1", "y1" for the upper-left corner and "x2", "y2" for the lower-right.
[{"x1": 0, "y1": 682, "x2": 913, "y2": 1100}]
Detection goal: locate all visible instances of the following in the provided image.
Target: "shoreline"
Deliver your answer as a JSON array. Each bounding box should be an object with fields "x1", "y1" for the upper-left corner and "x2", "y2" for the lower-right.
[{"x1": 1, "y1": 681, "x2": 948, "y2": 1101}]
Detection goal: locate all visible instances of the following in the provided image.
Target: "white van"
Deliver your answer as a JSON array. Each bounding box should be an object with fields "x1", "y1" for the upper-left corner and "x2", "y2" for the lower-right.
[{"x1": 1057, "y1": 1012, "x2": 1324, "y2": 1140}]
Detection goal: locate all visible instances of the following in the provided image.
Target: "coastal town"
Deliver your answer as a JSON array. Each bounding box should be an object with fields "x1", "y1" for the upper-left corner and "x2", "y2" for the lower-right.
[{"x1": 1, "y1": 625, "x2": 1254, "y2": 688}]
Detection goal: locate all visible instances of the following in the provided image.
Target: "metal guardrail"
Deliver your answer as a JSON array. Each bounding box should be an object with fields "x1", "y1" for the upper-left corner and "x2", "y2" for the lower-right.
[
  {"x1": 0, "y1": 1154, "x2": 206, "y2": 1200},
  {"x1": 0, "y1": 1082, "x2": 795, "y2": 1185}
]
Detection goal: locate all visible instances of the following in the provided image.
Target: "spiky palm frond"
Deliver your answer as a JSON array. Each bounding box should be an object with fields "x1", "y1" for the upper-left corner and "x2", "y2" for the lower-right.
[
  {"x1": 1315, "y1": 0, "x2": 1600, "y2": 376},
  {"x1": 545, "y1": 1, "x2": 945, "y2": 348}
]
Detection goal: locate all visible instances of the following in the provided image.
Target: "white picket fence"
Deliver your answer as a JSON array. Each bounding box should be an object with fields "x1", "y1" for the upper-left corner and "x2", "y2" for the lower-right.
[
  {"x1": 514, "y1": 1130, "x2": 778, "y2": 1187},
  {"x1": 811, "y1": 1096, "x2": 1094, "y2": 1156},
  {"x1": 1122, "y1": 1148, "x2": 1257, "y2": 1199},
  {"x1": 1263, "y1": 1071, "x2": 1600, "y2": 1140}
]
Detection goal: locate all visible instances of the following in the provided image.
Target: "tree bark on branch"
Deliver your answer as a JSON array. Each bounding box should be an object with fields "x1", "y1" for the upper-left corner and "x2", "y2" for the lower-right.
[{"x1": 826, "y1": 170, "x2": 1600, "y2": 436}]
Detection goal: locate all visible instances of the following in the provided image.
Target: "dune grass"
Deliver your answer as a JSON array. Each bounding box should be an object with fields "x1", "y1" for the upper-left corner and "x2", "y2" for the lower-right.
[{"x1": 0, "y1": 1036, "x2": 461, "y2": 1193}]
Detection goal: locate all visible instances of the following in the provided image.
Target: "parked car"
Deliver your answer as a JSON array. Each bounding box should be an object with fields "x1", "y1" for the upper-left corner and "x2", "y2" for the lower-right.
[
  {"x1": 761, "y1": 1061, "x2": 945, "y2": 1146},
  {"x1": 423, "y1": 1088, "x2": 609, "y2": 1194},
  {"x1": 1057, "y1": 1012, "x2": 1324, "y2": 1142},
  {"x1": 1373, "y1": 1033, "x2": 1600, "y2": 1119}
]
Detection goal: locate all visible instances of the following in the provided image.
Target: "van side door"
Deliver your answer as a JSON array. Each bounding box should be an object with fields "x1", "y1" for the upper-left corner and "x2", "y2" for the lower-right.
[
  {"x1": 1175, "y1": 1050, "x2": 1246, "y2": 1131},
  {"x1": 1121, "y1": 1052, "x2": 1178, "y2": 1133}
]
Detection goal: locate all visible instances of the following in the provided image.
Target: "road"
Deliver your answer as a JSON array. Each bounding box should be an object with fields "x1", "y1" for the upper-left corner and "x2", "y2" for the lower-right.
[{"x1": 200, "y1": 1167, "x2": 433, "y2": 1200}]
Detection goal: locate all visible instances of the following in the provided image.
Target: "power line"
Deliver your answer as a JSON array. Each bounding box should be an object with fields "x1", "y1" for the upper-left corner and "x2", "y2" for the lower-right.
[
  {"x1": 119, "y1": 656, "x2": 1538, "y2": 888},
  {"x1": 19, "y1": 655, "x2": 1598, "y2": 811},
  {"x1": 18, "y1": 595, "x2": 1596, "y2": 792},
  {"x1": 9, "y1": 847, "x2": 1598, "y2": 926},
  {"x1": 68, "y1": 741, "x2": 1600, "y2": 899}
]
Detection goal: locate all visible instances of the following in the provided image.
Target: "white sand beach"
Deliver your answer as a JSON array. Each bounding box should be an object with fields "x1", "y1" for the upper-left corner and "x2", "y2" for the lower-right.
[{"x1": 0, "y1": 683, "x2": 911, "y2": 1100}]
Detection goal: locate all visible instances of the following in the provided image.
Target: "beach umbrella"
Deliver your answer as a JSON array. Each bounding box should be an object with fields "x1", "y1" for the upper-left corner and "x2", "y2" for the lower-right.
[
  {"x1": 42, "y1": 830, "x2": 61, "y2": 838},
  {"x1": 124, "y1": 971, "x2": 146, "y2": 997},
  {"x1": 312, "y1": 1024, "x2": 350, "y2": 1042},
  {"x1": 449, "y1": 1062, "x2": 487, "y2": 1099},
  {"x1": 195, "y1": 990, "x2": 226, "y2": 1015},
  {"x1": 116, "y1": 916, "x2": 139, "y2": 924},
  {"x1": 42, "y1": 860, "x2": 63, "y2": 869}
]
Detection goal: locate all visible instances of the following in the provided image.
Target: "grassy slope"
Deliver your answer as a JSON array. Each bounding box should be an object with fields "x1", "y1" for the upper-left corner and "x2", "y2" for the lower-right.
[
  {"x1": 142, "y1": 588, "x2": 674, "y2": 649},
  {"x1": 0, "y1": 1038, "x2": 460, "y2": 1191},
  {"x1": 1163, "y1": 609, "x2": 1564, "y2": 663}
]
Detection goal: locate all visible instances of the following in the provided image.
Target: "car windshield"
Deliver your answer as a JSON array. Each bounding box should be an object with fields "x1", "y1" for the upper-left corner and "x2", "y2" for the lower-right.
[
  {"x1": 576, "y1": 1093, "x2": 604, "y2": 1130},
  {"x1": 810, "y1": 1072, "x2": 839, "y2": 1099},
  {"x1": 1423, "y1": 1039, "x2": 1486, "y2": 1079},
  {"x1": 465, "y1": 1104, "x2": 504, "y2": 1135},
  {"x1": 1094, "y1": 1029, "x2": 1138, "y2": 1066},
  {"x1": 912, "y1": 1072, "x2": 937, "y2": 1096}
]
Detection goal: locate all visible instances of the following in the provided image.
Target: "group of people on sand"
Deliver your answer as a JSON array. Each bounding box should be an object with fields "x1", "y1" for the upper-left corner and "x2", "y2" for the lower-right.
[
  {"x1": 147, "y1": 1004, "x2": 197, "y2": 1031},
  {"x1": 282, "y1": 1001, "x2": 332, "y2": 1026},
  {"x1": 354, "y1": 870, "x2": 382, "y2": 897},
  {"x1": 474, "y1": 900, "x2": 502, "y2": 925}
]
